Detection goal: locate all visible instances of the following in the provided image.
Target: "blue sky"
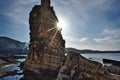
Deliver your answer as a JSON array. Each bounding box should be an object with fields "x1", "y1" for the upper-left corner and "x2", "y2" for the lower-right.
[{"x1": 0, "y1": 0, "x2": 120, "y2": 50}]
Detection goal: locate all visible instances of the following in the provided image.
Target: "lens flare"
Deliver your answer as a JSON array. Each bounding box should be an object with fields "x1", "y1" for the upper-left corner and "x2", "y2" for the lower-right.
[
  {"x1": 56, "y1": 16, "x2": 68, "y2": 31},
  {"x1": 56, "y1": 22, "x2": 62, "y2": 31}
]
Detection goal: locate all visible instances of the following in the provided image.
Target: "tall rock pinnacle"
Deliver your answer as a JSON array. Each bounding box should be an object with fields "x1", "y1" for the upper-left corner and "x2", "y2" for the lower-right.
[
  {"x1": 41, "y1": 0, "x2": 50, "y2": 7},
  {"x1": 23, "y1": 0, "x2": 65, "y2": 78}
]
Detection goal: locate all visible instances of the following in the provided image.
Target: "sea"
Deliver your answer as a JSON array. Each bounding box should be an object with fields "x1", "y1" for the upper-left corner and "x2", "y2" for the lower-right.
[{"x1": 81, "y1": 53, "x2": 120, "y2": 65}]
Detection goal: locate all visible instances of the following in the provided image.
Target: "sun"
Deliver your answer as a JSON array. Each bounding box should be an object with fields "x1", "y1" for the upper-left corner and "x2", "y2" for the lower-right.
[
  {"x1": 56, "y1": 16, "x2": 68, "y2": 31},
  {"x1": 56, "y1": 22, "x2": 62, "y2": 31}
]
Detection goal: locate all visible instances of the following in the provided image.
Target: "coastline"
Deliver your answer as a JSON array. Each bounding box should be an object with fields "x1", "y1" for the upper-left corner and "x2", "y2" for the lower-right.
[
  {"x1": 0, "y1": 55, "x2": 20, "y2": 77},
  {"x1": 56, "y1": 51, "x2": 120, "y2": 80},
  {"x1": 0, "y1": 53, "x2": 120, "y2": 80}
]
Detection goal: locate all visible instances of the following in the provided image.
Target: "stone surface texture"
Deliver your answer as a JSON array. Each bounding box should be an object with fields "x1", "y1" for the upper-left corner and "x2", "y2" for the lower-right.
[
  {"x1": 24, "y1": 0, "x2": 65, "y2": 71},
  {"x1": 56, "y1": 51, "x2": 117, "y2": 80}
]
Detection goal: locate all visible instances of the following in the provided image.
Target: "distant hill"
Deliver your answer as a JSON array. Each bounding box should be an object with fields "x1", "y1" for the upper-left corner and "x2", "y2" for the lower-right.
[
  {"x1": 0, "y1": 36, "x2": 29, "y2": 54},
  {"x1": 66, "y1": 48, "x2": 120, "y2": 53},
  {"x1": 0, "y1": 36, "x2": 119, "y2": 54}
]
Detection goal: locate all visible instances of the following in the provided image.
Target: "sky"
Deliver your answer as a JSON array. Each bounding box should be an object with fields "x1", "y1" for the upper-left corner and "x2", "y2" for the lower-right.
[{"x1": 0, "y1": 0, "x2": 120, "y2": 51}]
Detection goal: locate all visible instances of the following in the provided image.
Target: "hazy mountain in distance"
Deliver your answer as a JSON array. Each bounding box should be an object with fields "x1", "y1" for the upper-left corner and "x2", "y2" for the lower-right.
[
  {"x1": 0, "y1": 36, "x2": 119, "y2": 54},
  {"x1": 66, "y1": 48, "x2": 120, "y2": 53},
  {"x1": 0, "y1": 36, "x2": 29, "y2": 51}
]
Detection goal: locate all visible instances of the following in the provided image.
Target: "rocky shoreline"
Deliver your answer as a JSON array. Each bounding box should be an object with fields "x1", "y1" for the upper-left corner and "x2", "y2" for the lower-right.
[
  {"x1": 0, "y1": 55, "x2": 22, "y2": 78},
  {"x1": 56, "y1": 51, "x2": 120, "y2": 80},
  {"x1": 21, "y1": 51, "x2": 120, "y2": 80},
  {"x1": 0, "y1": 53, "x2": 120, "y2": 80}
]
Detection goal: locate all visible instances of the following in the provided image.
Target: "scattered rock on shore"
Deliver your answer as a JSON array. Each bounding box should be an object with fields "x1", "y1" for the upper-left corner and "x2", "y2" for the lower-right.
[{"x1": 56, "y1": 51, "x2": 119, "y2": 80}]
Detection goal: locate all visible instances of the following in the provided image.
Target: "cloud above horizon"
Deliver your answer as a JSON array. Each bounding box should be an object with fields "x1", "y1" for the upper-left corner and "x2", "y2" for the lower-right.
[
  {"x1": 80, "y1": 37, "x2": 89, "y2": 42},
  {"x1": 1, "y1": 0, "x2": 40, "y2": 26},
  {"x1": 94, "y1": 36, "x2": 120, "y2": 44},
  {"x1": 102, "y1": 28, "x2": 120, "y2": 37},
  {"x1": 0, "y1": 0, "x2": 120, "y2": 50}
]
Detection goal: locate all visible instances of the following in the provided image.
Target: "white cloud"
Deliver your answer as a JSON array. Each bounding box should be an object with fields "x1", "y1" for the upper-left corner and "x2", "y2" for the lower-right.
[
  {"x1": 64, "y1": 36, "x2": 88, "y2": 43},
  {"x1": 54, "y1": 0, "x2": 116, "y2": 32},
  {"x1": 102, "y1": 28, "x2": 120, "y2": 37},
  {"x1": 93, "y1": 28, "x2": 120, "y2": 50},
  {"x1": 80, "y1": 37, "x2": 88, "y2": 42},
  {"x1": 5, "y1": 10, "x2": 28, "y2": 26},
  {"x1": 65, "y1": 36, "x2": 120, "y2": 50},
  {"x1": 1, "y1": 0, "x2": 119, "y2": 50},
  {"x1": 2, "y1": 0, "x2": 40, "y2": 26},
  {"x1": 94, "y1": 36, "x2": 120, "y2": 44},
  {"x1": 94, "y1": 37, "x2": 111, "y2": 43},
  {"x1": 64, "y1": 36, "x2": 79, "y2": 42}
]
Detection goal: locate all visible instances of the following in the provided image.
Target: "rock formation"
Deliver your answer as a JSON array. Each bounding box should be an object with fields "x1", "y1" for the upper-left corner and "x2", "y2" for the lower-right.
[
  {"x1": 22, "y1": 0, "x2": 120, "y2": 80},
  {"x1": 56, "y1": 51, "x2": 116, "y2": 80},
  {"x1": 24, "y1": 0, "x2": 65, "y2": 72}
]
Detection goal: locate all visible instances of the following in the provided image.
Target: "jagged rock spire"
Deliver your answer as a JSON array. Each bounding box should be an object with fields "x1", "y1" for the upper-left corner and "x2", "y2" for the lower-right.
[
  {"x1": 41, "y1": 0, "x2": 51, "y2": 7},
  {"x1": 23, "y1": 0, "x2": 65, "y2": 79}
]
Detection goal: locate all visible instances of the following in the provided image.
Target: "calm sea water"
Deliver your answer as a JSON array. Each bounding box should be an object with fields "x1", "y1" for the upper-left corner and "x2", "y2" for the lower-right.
[{"x1": 81, "y1": 53, "x2": 120, "y2": 64}]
